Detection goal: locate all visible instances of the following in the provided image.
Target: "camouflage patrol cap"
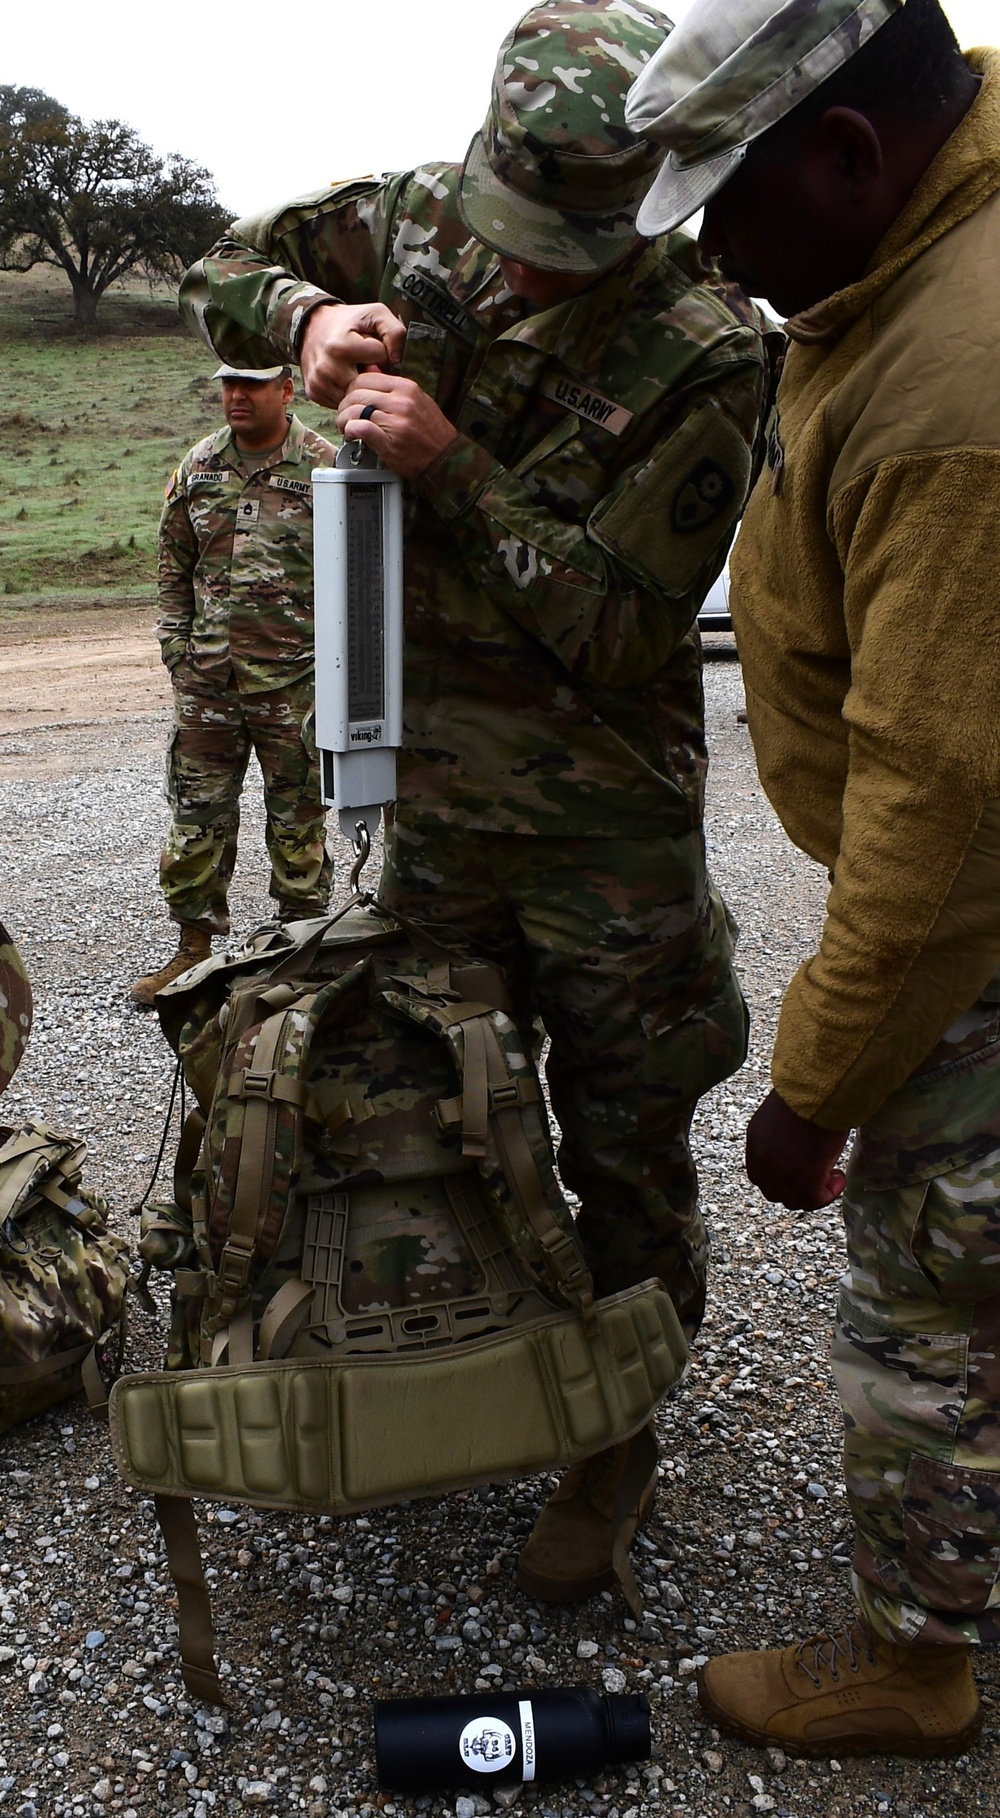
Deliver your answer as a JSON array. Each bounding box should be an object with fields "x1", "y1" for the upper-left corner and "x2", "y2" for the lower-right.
[
  {"x1": 0, "y1": 923, "x2": 32, "y2": 1098},
  {"x1": 458, "y1": 0, "x2": 671, "y2": 275},
  {"x1": 625, "y1": 0, "x2": 904, "y2": 235},
  {"x1": 213, "y1": 364, "x2": 289, "y2": 381}
]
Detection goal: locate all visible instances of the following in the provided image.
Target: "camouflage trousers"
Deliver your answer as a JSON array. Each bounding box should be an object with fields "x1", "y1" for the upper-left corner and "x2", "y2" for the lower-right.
[
  {"x1": 379, "y1": 813, "x2": 748, "y2": 1338},
  {"x1": 160, "y1": 663, "x2": 331, "y2": 936},
  {"x1": 832, "y1": 996, "x2": 1000, "y2": 1646}
]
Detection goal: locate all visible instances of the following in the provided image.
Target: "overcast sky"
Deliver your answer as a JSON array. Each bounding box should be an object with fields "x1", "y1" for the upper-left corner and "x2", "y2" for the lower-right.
[{"x1": 5, "y1": 0, "x2": 996, "y2": 220}]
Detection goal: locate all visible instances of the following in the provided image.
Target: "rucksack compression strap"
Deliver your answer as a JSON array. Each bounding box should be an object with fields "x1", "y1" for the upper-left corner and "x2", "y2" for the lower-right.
[{"x1": 153, "y1": 1494, "x2": 226, "y2": 1706}]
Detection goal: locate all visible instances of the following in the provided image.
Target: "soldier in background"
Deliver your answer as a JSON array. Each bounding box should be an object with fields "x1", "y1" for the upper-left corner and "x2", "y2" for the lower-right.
[
  {"x1": 132, "y1": 367, "x2": 336, "y2": 1006},
  {"x1": 629, "y1": 0, "x2": 1000, "y2": 1760},
  {"x1": 179, "y1": 1, "x2": 770, "y2": 1602}
]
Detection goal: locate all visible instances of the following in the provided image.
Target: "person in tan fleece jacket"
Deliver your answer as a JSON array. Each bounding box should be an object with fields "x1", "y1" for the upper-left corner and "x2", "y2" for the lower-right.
[{"x1": 626, "y1": 0, "x2": 1000, "y2": 1763}]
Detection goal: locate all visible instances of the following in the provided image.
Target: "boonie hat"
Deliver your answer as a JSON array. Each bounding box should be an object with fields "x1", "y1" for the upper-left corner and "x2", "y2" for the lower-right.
[
  {"x1": 458, "y1": 0, "x2": 670, "y2": 275},
  {"x1": 213, "y1": 364, "x2": 287, "y2": 381},
  {"x1": 625, "y1": 0, "x2": 904, "y2": 235}
]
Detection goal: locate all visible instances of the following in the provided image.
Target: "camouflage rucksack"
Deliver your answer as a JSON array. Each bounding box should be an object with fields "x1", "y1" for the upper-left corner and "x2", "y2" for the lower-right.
[
  {"x1": 0, "y1": 1122, "x2": 130, "y2": 1434},
  {"x1": 109, "y1": 901, "x2": 686, "y2": 1704}
]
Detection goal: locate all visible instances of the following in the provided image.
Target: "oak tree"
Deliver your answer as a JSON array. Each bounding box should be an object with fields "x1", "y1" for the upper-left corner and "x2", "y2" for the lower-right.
[{"x1": 0, "y1": 85, "x2": 229, "y2": 326}]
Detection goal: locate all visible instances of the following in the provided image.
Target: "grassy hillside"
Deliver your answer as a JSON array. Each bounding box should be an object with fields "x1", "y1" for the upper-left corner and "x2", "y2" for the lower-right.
[{"x1": 0, "y1": 271, "x2": 339, "y2": 603}]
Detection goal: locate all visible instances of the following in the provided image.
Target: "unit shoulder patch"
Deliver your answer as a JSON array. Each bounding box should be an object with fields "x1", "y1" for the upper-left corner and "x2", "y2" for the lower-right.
[
  {"x1": 592, "y1": 400, "x2": 751, "y2": 601},
  {"x1": 539, "y1": 372, "x2": 633, "y2": 437},
  {"x1": 671, "y1": 458, "x2": 736, "y2": 534}
]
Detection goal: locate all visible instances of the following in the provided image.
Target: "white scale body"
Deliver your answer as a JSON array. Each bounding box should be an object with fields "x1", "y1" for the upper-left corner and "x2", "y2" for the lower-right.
[{"x1": 312, "y1": 444, "x2": 404, "y2": 841}]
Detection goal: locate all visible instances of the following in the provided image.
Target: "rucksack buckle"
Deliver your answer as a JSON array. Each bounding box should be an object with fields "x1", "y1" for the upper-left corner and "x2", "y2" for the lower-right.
[
  {"x1": 231, "y1": 1068, "x2": 307, "y2": 1108},
  {"x1": 435, "y1": 1079, "x2": 537, "y2": 1132},
  {"x1": 538, "y1": 1226, "x2": 597, "y2": 1315},
  {"x1": 240, "y1": 1069, "x2": 278, "y2": 1102},
  {"x1": 215, "y1": 1234, "x2": 255, "y2": 1301}
]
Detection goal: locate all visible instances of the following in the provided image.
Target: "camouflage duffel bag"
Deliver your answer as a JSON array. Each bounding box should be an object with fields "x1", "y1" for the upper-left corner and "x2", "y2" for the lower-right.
[{"x1": 0, "y1": 1121, "x2": 131, "y2": 1434}]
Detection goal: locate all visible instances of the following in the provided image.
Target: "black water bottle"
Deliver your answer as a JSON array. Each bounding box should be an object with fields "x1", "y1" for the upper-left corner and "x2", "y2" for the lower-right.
[{"x1": 374, "y1": 1686, "x2": 651, "y2": 1791}]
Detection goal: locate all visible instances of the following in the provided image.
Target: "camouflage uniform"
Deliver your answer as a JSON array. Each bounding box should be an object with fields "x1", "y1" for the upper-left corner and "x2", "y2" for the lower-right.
[
  {"x1": 0, "y1": 922, "x2": 31, "y2": 1098},
  {"x1": 157, "y1": 413, "x2": 336, "y2": 933},
  {"x1": 834, "y1": 985, "x2": 1000, "y2": 1647},
  {"x1": 178, "y1": 16, "x2": 770, "y2": 1331}
]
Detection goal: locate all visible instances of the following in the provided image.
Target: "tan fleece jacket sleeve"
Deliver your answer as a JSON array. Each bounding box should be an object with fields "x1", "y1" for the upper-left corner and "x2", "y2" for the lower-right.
[{"x1": 771, "y1": 448, "x2": 1000, "y2": 1129}]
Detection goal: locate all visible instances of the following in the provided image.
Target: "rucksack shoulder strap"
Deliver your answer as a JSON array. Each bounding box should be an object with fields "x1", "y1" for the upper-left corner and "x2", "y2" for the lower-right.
[
  {"x1": 199, "y1": 971, "x2": 362, "y2": 1356},
  {"x1": 202, "y1": 997, "x2": 315, "y2": 1346},
  {"x1": 462, "y1": 1009, "x2": 597, "y2": 1332},
  {"x1": 386, "y1": 986, "x2": 597, "y2": 1331}
]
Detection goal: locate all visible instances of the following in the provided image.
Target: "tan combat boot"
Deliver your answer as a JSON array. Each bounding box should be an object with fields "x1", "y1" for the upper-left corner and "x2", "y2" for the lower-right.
[
  {"x1": 515, "y1": 1422, "x2": 658, "y2": 1609},
  {"x1": 698, "y1": 1621, "x2": 982, "y2": 1758},
  {"x1": 130, "y1": 923, "x2": 212, "y2": 1008}
]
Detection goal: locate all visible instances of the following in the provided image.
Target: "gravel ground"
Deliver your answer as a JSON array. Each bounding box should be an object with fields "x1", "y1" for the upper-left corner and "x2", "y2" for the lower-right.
[{"x1": 1, "y1": 648, "x2": 998, "y2": 1818}]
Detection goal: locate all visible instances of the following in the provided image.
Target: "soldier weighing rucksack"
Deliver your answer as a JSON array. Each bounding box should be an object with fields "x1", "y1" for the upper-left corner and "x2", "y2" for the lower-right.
[
  {"x1": 113, "y1": 327, "x2": 686, "y2": 1710},
  {"x1": 178, "y1": 0, "x2": 770, "y2": 1613}
]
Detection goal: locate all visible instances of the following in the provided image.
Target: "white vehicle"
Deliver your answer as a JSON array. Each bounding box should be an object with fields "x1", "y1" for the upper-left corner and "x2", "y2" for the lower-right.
[{"x1": 697, "y1": 563, "x2": 732, "y2": 633}]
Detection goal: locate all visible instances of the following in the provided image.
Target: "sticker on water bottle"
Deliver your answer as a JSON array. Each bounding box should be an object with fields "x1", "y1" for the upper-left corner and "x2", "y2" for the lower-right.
[
  {"x1": 458, "y1": 1715, "x2": 516, "y2": 1773},
  {"x1": 518, "y1": 1699, "x2": 536, "y2": 1783}
]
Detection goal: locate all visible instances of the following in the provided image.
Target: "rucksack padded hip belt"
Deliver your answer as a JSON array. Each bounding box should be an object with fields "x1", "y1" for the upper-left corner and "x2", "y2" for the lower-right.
[{"x1": 110, "y1": 1278, "x2": 685, "y2": 1513}]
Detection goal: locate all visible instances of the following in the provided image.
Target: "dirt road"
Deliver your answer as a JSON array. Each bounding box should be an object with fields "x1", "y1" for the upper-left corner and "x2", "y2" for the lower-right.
[{"x1": 0, "y1": 601, "x2": 169, "y2": 778}]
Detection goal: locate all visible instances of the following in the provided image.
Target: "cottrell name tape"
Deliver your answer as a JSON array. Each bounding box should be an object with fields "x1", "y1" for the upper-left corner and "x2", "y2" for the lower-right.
[{"x1": 398, "y1": 270, "x2": 479, "y2": 343}]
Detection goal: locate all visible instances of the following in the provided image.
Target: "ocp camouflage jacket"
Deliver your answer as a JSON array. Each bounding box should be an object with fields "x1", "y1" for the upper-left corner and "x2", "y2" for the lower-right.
[
  {"x1": 157, "y1": 414, "x2": 336, "y2": 693},
  {"x1": 180, "y1": 166, "x2": 770, "y2": 834}
]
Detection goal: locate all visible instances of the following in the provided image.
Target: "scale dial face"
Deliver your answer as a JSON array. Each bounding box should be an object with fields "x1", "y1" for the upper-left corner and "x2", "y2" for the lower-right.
[{"x1": 346, "y1": 483, "x2": 385, "y2": 724}]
